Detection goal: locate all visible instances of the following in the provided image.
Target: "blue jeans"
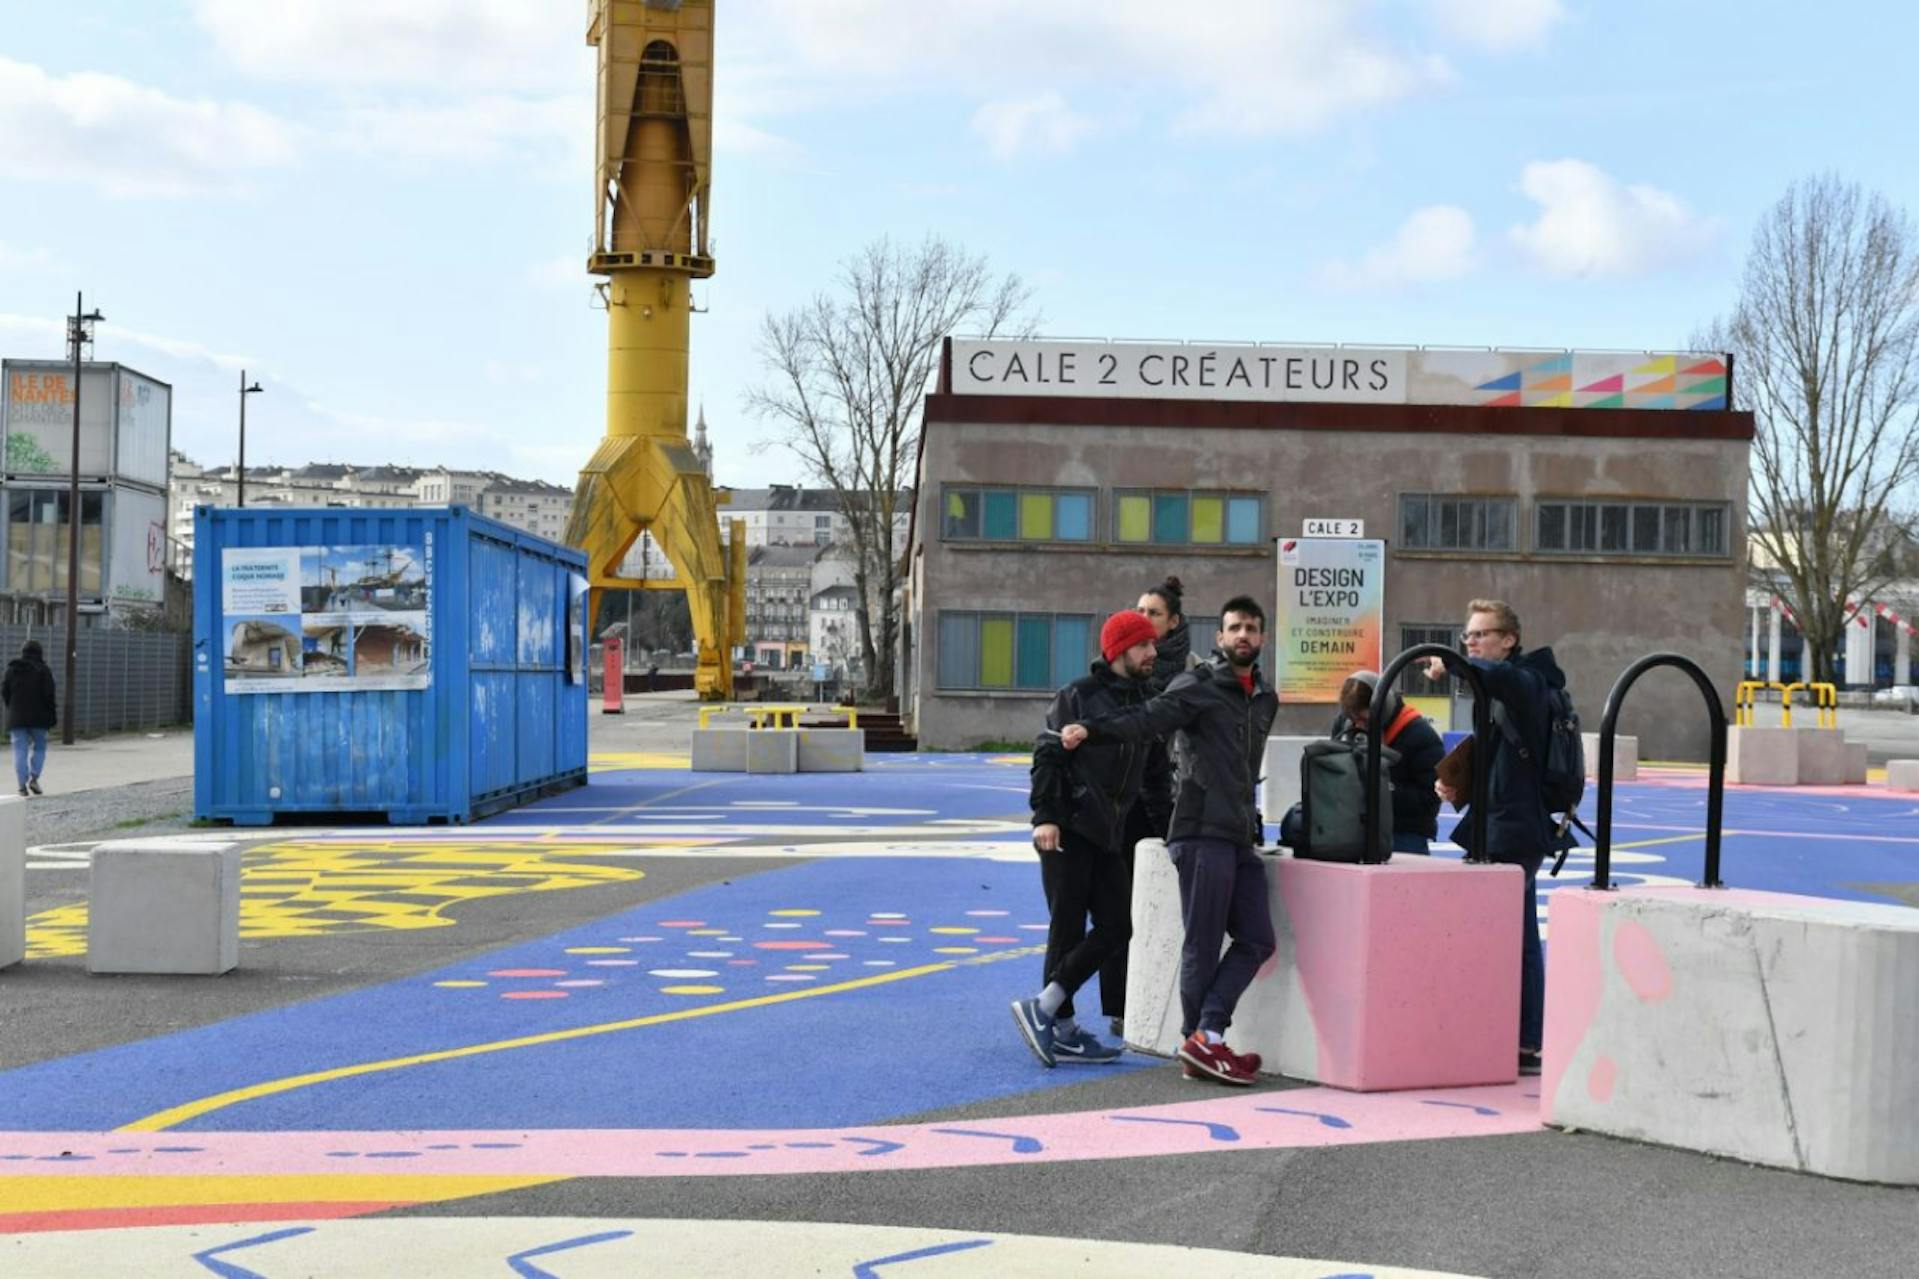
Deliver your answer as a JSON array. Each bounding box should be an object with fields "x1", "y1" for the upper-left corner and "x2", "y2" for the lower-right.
[
  {"x1": 11, "y1": 727, "x2": 46, "y2": 788},
  {"x1": 1520, "y1": 859, "x2": 1544, "y2": 1052}
]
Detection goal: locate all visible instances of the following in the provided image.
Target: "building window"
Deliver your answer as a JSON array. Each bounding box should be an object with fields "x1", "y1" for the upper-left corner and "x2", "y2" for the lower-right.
[
  {"x1": 936, "y1": 610, "x2": 1094, "y2": 690},
  {"x1": 6, "y1": 489, "x2": 104, "y2": 596},
  {"x1": 1534, "y1": 499, "x2": 1730, "y2": 557},
  {"x1": 1399, "y1": 495, "x2": 1516, "y2": 551},
  {"x1": 1397, "y1": 623, "x2": 1461, "y2": 694},
  {"x1": 943, "y1": 487, "x2": 1095, "y2": 544},
  {"x1": 1114, "y1": 490, "x2": 1263, "y2": 546}
]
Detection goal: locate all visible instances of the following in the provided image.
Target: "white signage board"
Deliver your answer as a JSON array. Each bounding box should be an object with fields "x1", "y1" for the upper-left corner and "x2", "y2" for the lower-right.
[
  {"x1": 1304, "y1": 519, "x2": 1365, "y2": 537},
  {"x1": 952, "y1": 340, "x2": 1407, "y2": 403}
]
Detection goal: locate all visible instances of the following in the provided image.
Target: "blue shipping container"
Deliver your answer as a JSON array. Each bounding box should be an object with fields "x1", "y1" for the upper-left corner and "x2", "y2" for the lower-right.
[{"x1": 193, "y1": 506, "x2": 589, "y2": 824}]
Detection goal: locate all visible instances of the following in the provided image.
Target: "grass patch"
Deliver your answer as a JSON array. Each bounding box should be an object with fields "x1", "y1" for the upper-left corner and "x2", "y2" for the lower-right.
[{"x1": 114, "y1": 811, "x2": 185, "y2": 830}]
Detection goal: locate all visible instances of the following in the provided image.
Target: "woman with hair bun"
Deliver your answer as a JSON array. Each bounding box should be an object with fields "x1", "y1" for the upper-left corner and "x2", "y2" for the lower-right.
[{"x1": 1136, "y1": 576, "x2": 1199, "y2": 694}]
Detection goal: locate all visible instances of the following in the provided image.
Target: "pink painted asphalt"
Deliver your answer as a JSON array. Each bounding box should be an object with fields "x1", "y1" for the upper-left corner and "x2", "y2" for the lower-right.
[{"x1": 0, "y1": 1083, "x2": 1539, "y2": 1179}]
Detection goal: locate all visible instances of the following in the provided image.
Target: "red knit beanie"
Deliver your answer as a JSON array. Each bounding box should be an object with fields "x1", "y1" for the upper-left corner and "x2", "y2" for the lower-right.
[{"x1": 1100, "y1": 610, "x2": 1159, "y2": 662}]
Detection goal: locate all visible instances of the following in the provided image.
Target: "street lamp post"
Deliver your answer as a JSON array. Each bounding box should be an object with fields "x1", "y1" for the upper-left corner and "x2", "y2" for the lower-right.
[
  {"x1": 63, "y1": 293, "x2": 103, "y2": 747},
  {"x1": 237, "y1": 371, "x2": 264, "y2": 506}
]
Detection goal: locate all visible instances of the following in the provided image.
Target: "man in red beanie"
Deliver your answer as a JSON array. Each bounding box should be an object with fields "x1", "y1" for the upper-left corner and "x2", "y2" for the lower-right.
[{"x1": 1013, "y1": 609, "x2": 1172, "y2": 1067}]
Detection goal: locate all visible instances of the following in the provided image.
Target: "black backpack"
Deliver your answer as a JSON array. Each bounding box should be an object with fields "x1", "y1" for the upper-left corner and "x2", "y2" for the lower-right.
[
  {"x1": 1287, "y1": 735, "x2": 1397, "y2": 864},
  {"x1": 1493, "y1": 685, "x2": 1587, "y2": 826}
]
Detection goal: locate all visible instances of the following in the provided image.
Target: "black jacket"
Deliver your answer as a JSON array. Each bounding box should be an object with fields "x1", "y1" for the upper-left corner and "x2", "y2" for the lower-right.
[
  {"x1": 1145, "y1": 621, "x2": 1201, "y2": 694},
  {"x1": 1031, "y1": 661, "x2": 1172, "y2": 854},
  {"x1": 1449, "y1": 646, "x2": 1568, "y2": 866},
  {"x1": 1330, "y1": 705, "x2": 1445, "y2": 839},
  {"x1": 2, "y1": 654, "x2": 57, "y2": 731},
  {"x1": 1083, "y1": 651, "x2": 1278, "y2": 847}
]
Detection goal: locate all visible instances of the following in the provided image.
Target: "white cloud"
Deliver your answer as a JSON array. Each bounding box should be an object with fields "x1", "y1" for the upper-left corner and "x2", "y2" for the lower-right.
[
  {"x1": 1421, "y1": 0, "x2": 1566, "y2": 52},
  {"x1": 971, "y1": 93, "x2": 1096, "y2": 160},
  {"x1": 0, "y1": 56, "x2": 296, "y2": 198},
  {"x1": 1323, "y1": 204, "x2": 1477, "y2": 289},
  {"x1": 1509, "y1": 159, "x2": 1718, "y2": 278},
  {"x1": 0, "y1": 242, "x2": 52, "y2": 269},
  {"x1": 328, "y1": 93, "x2": 589, "y2": 167}
]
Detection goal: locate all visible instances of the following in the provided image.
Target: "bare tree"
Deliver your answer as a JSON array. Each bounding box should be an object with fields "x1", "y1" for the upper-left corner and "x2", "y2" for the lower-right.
[
  {"x1": 1702, "y1": 176, "x2": 1919, "y2": 684},
  {"x1": 748, "y1": 236, "x2": 1035, "y2": 701}
]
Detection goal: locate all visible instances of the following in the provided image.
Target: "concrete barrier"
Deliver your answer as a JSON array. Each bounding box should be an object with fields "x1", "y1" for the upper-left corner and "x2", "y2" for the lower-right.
[
  {"x1": 797, "y1": 727, "x2": 864, "y2": 773},
  {"x1": 1795, "y1": 728, "x2": 1849, "y2": 786},
  {"x1": 1887, "y1": 759, "x2": 1919, "y2": 792},
  {"x1": 0, "y1": 796, "x2": 21, "y2": 970},
  {"x1": 88, "y1": 842, "x2": 242, "y2": 976},
  {"x1": 1727, "y1": 726, "x2": 1797, "y2": 785},
  {"x1": 745, "y1": 730, "x2": 799, "y2": 775},
  {"x1": 1259, "y1": 736, "x2": 1318, "y2": 831},
  {"x1": 1581, "y1": 733, "x2": 1638, "y2": 783},
  {"x1": 690, "y1": 728, "x2": 750, "y2": 771},
  {"x1": 1543, "y1": 885, "x2": 1919, "y2": 1184},
  {"x1": 1844, "y1": 741, "x2": 1869, "y2": 786},
  {"x1": 1125, "y1": 837, "x2": 1523, "y2": 1090}
]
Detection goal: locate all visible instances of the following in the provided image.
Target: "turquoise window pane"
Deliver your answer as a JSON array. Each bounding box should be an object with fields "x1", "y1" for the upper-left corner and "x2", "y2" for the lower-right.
[
  {"x1": 1052, "y1": 616, "x2": 1090, "y2": 680},
  {"x1": 1016, "y1": 616, "x2": 1053, "y2": 688},
  {"x1": 1055, "y1": 493, "x2": 1092, "y2": 541},
  {"x1": 1153, "y1": 494, "x2": 1188, "y2": 543},
  {"x1": 982, "y1": 491, "x2": 1017, "y2": 539},
  {"x1": 1227, "y1": 497, "x2": 1260, "y2": 544}
]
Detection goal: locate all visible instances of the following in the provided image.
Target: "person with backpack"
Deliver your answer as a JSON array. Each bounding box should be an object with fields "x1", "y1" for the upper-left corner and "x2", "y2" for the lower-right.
[
  {"x1": 1330, "y1": 670, "x2": 1444, "y2": 854},
  {"x1": 2, "y1": 639, "x2": 58, "y2": 797},
  {"x1": 1059, "y1": 596, "x2": 1278, "y2": 1087},
  {"x1": 1013, "y1": 610, "x2": 1173, "y2": 1068},
  {"x1": 1423, "y1": 598, "x2": 1575, "y2": 1077}
]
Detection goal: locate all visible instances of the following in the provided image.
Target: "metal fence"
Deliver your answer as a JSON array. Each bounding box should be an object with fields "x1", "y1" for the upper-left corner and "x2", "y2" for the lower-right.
[{"x1": 0, "y1": 624, "x2": 190, "y2": 734}]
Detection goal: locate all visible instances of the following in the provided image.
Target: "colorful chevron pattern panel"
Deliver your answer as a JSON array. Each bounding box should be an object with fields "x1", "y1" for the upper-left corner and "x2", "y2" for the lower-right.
[{"x1": 1473, "y1": 352, "x2": 1728, "y2": 410}]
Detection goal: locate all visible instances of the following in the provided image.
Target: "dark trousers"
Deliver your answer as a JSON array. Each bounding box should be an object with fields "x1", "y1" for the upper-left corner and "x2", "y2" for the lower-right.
[
  {"x1": 1169, "y1": 837, "x2": 1276, "y2": 1036},
  {"x1": 1038, "y1": 830, "x2": 1133, "y2": 1020},
  {"x1": 1098, "y1": 807, "x2": 1151, "y2": 1017},
  {"x1": 1521, "y1": 858, "x2": 1544, "y2": 1052}
]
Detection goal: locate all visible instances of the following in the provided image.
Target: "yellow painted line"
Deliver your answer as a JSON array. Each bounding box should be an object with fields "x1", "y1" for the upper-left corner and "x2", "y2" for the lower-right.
[
  {"x1": 0, "y1": 1174, "x2": 560, "y2": 1213},
  {"x1": 1611, "y1": 833, "x2": 1709, "y2": 850},
  {"x1": 121, "y1": 945, "x2": 1042, "y2": 1133}
]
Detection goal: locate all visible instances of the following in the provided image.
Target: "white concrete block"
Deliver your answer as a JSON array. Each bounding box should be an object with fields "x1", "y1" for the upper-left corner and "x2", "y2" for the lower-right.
[
  {"x1": 1544, "y1": 886, "x2": 1919, "y2": 1184},
  {"x1": 797, "y1": 727, "x2": 863, "y2": 773},
  {"x1": 745, "y1": 730, "x2": 799, "y2": 775},
  {"x1": 1581, "y1": 732, "x2": 1638, "y2": 783},
  {"x1": 690, "y1": 728, "x2": 749, "y2": 771},
  {"x1": 88, "y1": 842, "x2": 242, "y2": 975},
  {"x1": 1259, "y1": 735, "x2": 1319, "y2": 829},
  {"x1": 1844, "y1": 741, "x2": 1869, "y2": 786},
  {"x1": 1887, "y1": 759, "x2": 1919, "y2": 792},
  {"x1": 1796, "y1": 729, "x2": 1848, "y2": 786},
  {"x1": 1123, "y1": 838, "x2": 1187, "y2": 1056},
  {"x1": 0, "y1": 796, "x2": 22, "y2": 970},
  {"x1": 1727, "y1": 726, "x2": 1797, "y2": 786}
]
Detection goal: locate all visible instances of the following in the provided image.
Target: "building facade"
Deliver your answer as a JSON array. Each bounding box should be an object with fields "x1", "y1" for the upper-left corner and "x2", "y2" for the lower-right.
[{"x1": 907, "y1": 339, "x2": 1754, "y2": 761}]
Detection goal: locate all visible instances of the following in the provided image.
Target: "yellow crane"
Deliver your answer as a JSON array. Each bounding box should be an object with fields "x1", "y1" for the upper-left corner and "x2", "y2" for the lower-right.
[{"x1": 566, "y1": 0, "x2": 744, "y2": 700}]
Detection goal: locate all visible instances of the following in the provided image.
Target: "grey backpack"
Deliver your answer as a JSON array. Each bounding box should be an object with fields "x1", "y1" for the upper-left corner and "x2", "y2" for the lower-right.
[{"x1": 1293, "y1": 735, "x2": 1397, "y2": 864}]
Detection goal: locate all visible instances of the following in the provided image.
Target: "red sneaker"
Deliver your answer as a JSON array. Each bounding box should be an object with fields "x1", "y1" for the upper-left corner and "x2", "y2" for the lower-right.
[
  {"x1": 1176, "y1": 1032, "x2": 1255, "y2": 1086},
  {"x1": 1232, "y1": 1047, "x2": 1263, "y2": 1074}
]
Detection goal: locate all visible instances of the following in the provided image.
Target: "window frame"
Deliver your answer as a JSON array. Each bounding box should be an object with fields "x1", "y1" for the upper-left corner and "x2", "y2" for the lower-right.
[
  {"x1": 1397, "y1": 493, "x2": 1519, "y2": 553},
  {"x1": 1112, "y1": 488, "x2": 1265, "y2": 547},
  {"x1": 940, "y1": 484, "x2": 1099, "y2": 545},
  {"x1": 933, "y1": 609, "x2": 1099, "y2": 691},
  {"x1": 1532, "y1": 498, "x2": 1733, "y2": 559}
]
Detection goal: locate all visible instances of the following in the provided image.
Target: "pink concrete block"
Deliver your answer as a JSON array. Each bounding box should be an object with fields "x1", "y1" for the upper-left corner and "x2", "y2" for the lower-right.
[{"x1": 1238, "y1": 857, "x2": 1523, "y2": 1091}]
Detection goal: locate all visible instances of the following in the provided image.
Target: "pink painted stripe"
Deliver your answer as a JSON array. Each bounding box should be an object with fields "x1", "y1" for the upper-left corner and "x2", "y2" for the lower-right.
[{"x1": 0, "y1": 1084, "x2": 1539, "y2": 1180}]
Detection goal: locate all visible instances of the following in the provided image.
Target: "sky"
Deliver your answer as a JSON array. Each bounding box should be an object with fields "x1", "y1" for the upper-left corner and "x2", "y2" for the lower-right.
[{"x1": 1, "y1": 1, "x2": 1915, "y2": 490}]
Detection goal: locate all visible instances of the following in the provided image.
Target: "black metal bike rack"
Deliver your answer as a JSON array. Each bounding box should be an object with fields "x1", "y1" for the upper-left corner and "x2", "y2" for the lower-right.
[
  {"x1": 1592, "y1": 653, "x2": 1729, "y2": 890},
  {"x1": 1368, "y1": 645, "x2": 1493, "y2": 863}
]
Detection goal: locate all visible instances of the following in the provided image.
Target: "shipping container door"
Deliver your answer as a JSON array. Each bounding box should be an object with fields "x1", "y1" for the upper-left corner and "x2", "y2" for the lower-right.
[
  {"x1": 516, "y1": 550, "x2": 560, "y2": 784},
  {"x1": 469, "y1": 535, "x2": 519, "y2": 796}
]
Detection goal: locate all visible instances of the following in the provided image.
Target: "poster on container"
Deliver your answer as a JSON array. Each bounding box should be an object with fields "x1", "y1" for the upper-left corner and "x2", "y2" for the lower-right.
[
  {"x1": 222, "y1": 539, "x2": 433, "y2": 693},
  {"x1": 1274, "y1": 537, "x2": 1384, "y2": 704}
]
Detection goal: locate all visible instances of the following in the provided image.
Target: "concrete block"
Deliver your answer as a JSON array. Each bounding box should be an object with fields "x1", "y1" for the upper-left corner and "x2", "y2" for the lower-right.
[
  {"x1": 0, "y1": 796, "x2": 21, "y2": 970},
  {"x1": 1259, "y1": 735, "x2": 1319, "y2": 831},
  {"x1": 1887, "y1": 759, "x2": 1919, "y2": 792},
  {"x1": 690, "y1": 728, "x2": 749, "y2": 771},
  {"x1": 1124, "y1": 837, "x2": 1523, "y2": 1090},
  {"x1": 1727, "y1": 726, "x2": 1797, "y2": 786},
  {"x1": 1581, "y1": 732, "x2": 1638, "y2": 783},
  {"x1": 1795, "y1": 728, "x2": 1848, "y2": 786},
  {"x1": 1844, "y1": 741, "x2": 1869, "y2": 786},
  {"x1": 88, "y1": 842, "x2": 242, "y2": 975},
  {"x1": 797, "y1": 727, "x2": 863, "y2": 773},
  {"x1": 745, "y1": 729, "x2": 799, "y2": 775},
  {"x1": 1543, "y1": 886, "x2": 1919, "y2": 1184}
]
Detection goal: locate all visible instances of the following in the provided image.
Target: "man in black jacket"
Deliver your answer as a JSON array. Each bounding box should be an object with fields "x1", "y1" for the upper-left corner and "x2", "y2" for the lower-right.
[
  {"x1": 2, "y1": 639, "x2": 57, "y2": 797},
  {"x1": 1330, "y1": 671, "x2": 1444, "y2": 854},
  {"x1": 1060, "y1": 596, "x2": 1278, "y2": 1087},
  {"x1": 1012, "y1": 610, "x2": 1172, "y2": 1068}
]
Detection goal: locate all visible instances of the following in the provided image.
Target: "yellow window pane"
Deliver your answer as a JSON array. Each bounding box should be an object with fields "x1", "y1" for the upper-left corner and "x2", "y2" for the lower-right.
[
  {"x1": 1019, "y1": 493, "x2": 1054, "y2": 540},
  {"x1": 947, "y1": 492, "x2": 966, "y2": 518},
  {"x1": 1191, "y1": 497, "x2": 1224, "y2": 543},
  {"x1": 1117, "y1": 496, "x2": 1151, "y2": 543},
  {"x1": 980, "y1": 618, "x2": 1014, "y2": 686}
]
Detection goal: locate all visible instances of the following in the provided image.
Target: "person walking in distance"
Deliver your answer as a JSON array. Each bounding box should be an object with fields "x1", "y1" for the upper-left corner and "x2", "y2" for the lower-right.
[
  {"x1": 1061, "y1": 597, "x2": 1278, "y2": 1086},
  {"x1": 1423, "y1": 599, "x2": 1567, "y2": 1076},
  {"x1": 1012, "y1": 610, "x2": 1172, "y2": 1067},
  {"x1": 3, "y1": 639, "x2": 58, "y2": 798}
]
